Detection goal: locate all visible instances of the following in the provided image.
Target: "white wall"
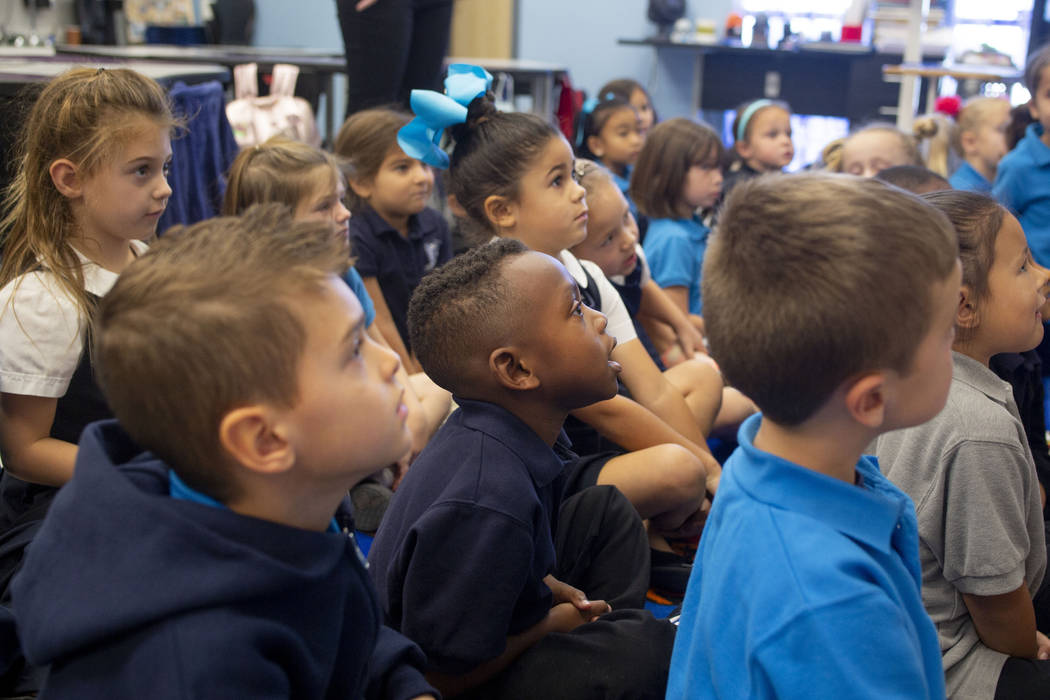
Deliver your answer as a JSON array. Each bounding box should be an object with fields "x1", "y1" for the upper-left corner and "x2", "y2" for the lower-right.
[{"x1": 515, "y1": 0, "x2": 734, "y2": 121}]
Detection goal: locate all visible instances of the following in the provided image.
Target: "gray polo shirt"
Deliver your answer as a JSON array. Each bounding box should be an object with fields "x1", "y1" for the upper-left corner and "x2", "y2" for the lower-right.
[{"x1": 875, "y1": 351, "x2": 1046, "y2": 700}]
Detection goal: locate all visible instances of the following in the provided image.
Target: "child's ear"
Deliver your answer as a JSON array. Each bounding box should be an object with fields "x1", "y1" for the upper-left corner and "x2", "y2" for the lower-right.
[
  {"x1": 49, "y1": 159, "x2": 82, "y2": 198},
  {"x1": 957, "y1": 285, "x2": 979, "y2": 330},
  {"x1": 586, "y1": 134, "x2": 605, "y2": 159},
  {"x1": 218, "y1": 406, "x2": 295, "y2": 476},
  {"x1": 843, "y1": 372, "x2": 888, "y2": 429},
  {"x1": 347, "y1": 176, "x2": 373, "y2": 201},
  {"x1": 1029, "y1": 99, "x2": 1039, "y2": 122},
  {"x1": 483, "y1": 194, "x2": 517, "y2": 231},
  {"x1": 735, "y1": 139, "x2": 754, "y2": 160},
  {"x1": 489, "y1": 346, "x2": 540, "y2": 391}
]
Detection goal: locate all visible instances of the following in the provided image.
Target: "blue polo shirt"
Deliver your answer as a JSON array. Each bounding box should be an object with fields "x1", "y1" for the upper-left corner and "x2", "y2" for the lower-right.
[
  {"x1": 642, "y1": 216, "x2": 709, "y2": 315},
  {"x1": 994, "y1": 123, "x2": 1050, "y2": 267},
  {"x1": 349, "y1": 205, "x2": 451, "y2": 350},
  {"x1": 341, "y1": 266, "x2": 376, "y2": 328},
  {"x1": 368, "y1": 399, "x2": 569, "y2": 675},
  {"x1": 949, "y1": 161, "x2": 992, "y2": 194},
  {"x1": 667, "y1": 414, "x2": 945, "y2": 700}
]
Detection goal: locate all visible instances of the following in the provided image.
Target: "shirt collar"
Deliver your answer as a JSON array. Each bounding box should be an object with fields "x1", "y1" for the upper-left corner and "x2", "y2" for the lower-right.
[
  {"x1": 730, "y1": 413, "x2": 907, "y2": 553},
  {"x1": 168, "y1": 470, "x2": 341, "y2": 533},
  {"x1": 453, "y1": 398, "x2": 568, "y2": 488},
  {"x1": 1025, "y1": 123, "x2": 1050, "y2": 166},
  {"x1": 951, "y1": 350, "x2": 1013, "y2": 409},
  {"x1": 360, "y1": 205, "x2": 421, "y2": 240}
]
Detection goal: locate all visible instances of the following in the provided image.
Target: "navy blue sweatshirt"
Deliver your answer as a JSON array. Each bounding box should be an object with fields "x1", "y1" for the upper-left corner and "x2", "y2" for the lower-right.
[{"x1": 11, "y1": 420, "x2": 436, "y2": 700}]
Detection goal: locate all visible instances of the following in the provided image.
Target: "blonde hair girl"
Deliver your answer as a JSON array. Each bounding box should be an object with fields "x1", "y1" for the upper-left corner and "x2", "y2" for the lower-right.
[{"x1": 0, "y1": 67, "x2": 175, "y2": 593}]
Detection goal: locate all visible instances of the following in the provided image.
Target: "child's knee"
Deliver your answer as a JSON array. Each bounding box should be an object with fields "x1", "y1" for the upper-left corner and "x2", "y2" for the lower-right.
[{"x1": 650, "y1": 444, "x2": 706, "y2": 499}]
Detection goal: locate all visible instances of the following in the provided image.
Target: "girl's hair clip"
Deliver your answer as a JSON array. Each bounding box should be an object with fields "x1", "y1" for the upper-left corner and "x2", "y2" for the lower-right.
[{"x1": 397, "y1": 63, "x2": 493, "y2": 170}]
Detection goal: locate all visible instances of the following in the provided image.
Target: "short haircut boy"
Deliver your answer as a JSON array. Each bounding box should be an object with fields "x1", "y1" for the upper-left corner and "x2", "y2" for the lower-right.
[
  {"x1": 703, "y1": 173, "x2": 958, "y2": 425},
  {"x1": 13, "y1": 202, "x2": 436, "y2": 699},
  {"x1": 407, "y1": 237, "x2": 527, "y2": 392},
  {"x1": 668, "y1": 172, "x2": 957, "y2": 699},
  {"x1": 94, "y1": 203, "x2": 348, "y2": 499}
]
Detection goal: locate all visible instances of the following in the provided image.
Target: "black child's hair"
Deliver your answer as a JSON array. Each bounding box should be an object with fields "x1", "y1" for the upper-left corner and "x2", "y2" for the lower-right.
[
  {"x1": 573, "y1": 92, "x2": 637, "y2": 160},
  {"x1": 408, "y1": 238, "x2": 529, "y2": 394},
  {"x1": 447, "y1": 92, "x2": 562, "y2": 238}
]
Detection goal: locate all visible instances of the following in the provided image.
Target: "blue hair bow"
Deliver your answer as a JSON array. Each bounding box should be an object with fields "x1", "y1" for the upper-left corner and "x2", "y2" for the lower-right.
[{"x1": 397, "y1": 63, "x2": 493, "y2": 169}]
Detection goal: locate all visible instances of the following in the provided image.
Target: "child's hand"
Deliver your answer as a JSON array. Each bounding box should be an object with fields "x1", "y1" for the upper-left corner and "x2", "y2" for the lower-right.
[
  {"x1": 547, "y1": 602, "x2": 600, "y2": 633},
  {"x1": 674, "y1": 321, "x2": 706, "y2": 361},
  {"x1": 544, "y1": 574, "x2": 611, "y2": 621},
  {"x1": 1037, "y1": 631, "x2": 1050, "y2": 660}
]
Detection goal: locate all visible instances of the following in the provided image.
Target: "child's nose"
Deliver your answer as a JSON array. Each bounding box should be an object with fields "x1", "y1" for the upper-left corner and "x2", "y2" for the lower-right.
[
  {"x1": 414, "y1": 163, "x2": 434, "y2": 184},
  {"x1": 155, "y1": 176, "x2": 172, "y2": 200},
  {"x1": 571, "y1": 179, "x2": 586, "y2": 201},
  {"x1": 335, "y1": 201, "x2": 351, "y2": 224}
]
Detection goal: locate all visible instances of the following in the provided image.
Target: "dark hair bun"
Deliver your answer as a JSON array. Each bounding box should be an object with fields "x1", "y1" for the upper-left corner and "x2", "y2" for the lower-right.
[{"x1": 449, "y1": 92, "x2": 497, "y2": 143}]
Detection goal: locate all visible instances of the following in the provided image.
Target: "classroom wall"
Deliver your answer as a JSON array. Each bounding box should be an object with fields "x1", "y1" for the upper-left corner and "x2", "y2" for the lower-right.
[
  {"x1": 252, "y1": 0, "x2": 345, "y2": 136},
  {"x1": 515, "y1": 0, "x2": 734, "y2": 122}
]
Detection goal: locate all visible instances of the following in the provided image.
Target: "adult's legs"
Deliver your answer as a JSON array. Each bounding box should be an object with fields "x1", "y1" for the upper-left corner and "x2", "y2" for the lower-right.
[
  {"x1": 337, "y1": 0, "x2": 413, "y2": 116},
  {"x1": 398, "y1": 0, "x2": 455, "y2": 106}
]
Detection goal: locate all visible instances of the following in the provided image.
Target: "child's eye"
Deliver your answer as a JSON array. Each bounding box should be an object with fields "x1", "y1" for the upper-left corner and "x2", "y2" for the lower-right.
[
  {"x1": 136, "y1": 165, "x2": 149, "y2": 176},
  {"x1": 162, "y1": 161, "x2": 171, "y2": 177},
  {"x1": 572, "y1": 300, "x2": 584, "y2": 317},
  {"x1": 552, "y1": 175, "x2": 563, "y2": 187}
]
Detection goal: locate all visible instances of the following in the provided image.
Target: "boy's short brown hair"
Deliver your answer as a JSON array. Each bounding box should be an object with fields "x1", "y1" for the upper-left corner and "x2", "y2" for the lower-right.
[
  {"x1": 703, "y1": 173, "x2": 958, "y2": 426},
  {"x1": 94, "y1": 204, "x2": 349, "y2": 499}
]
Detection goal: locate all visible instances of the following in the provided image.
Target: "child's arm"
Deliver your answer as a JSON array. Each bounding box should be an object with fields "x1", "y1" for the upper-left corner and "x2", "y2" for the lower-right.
[
  {"x1": 660, "y1": 285, "x2": 691, "y2": 318},
  {"x1": 614, "y1": 338, "x2": 709, "y2": 445},
  {"x1": 637, "y1": 278, "x2": 705, "y2": 357},
  {"x1": 362, "y1": 276, "x2": 422, "y2": 374},
  {"x1": 572, "y1": 393, "x2": 721, "y2": 492},
  {"x1": 0, "y1": 393, "x2": 76, "y2": 485},
  {"x1": 963, "y1": 585, "x2": 1040, "y2": 658}
]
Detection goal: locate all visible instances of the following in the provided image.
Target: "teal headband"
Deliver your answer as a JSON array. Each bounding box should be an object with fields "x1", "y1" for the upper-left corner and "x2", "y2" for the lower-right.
[{"x1": 736, "y1": 99, "x2": 774, "y2": 143}]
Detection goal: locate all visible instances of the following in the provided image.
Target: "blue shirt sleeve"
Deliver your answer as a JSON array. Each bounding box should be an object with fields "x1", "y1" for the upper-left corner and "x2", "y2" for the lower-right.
[
  {"x1": 643, "y1": 224, "x2": 700, "y2": 290},
  {"x1": 342, "y1": 266, "x2": 376, "y2": 328},
  {"x1": 993, "y1": 156, "x2": 1026, "y2": 215}
]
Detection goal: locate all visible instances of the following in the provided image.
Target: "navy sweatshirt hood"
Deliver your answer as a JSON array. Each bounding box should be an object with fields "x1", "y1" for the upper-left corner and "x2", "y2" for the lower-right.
[{"x1": 10, "y1": 420, "x2": 436, "y2": 699}]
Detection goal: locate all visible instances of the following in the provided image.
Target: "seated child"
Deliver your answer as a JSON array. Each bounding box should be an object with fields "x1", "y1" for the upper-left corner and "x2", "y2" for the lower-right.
[
  {"x1": 222, "y1": 135, "x2": 451, "y2": 511},
  {"x1": 598, "y1": 78, "x2": 656, "y2": 135},
  {"x1": 874, "y1": 164, "x2": 951, "y2": 194},
  {"x1": 949, "y1": 97, "x2": 1011, "y2": 193},
  {"x1": 573, "y1": 92, "x2": 644, "y2": 222},
  {"x1": 824, "y1": 122, "x2": 925, "y2": 177},
  {"x1": 9, "y1": 205, "x2": 437, "y2": 699},
  {"x1": 669, "y1": 173, "x2": 958, "y2": 698},
  {"x1": 369, "y1": 239, "x2": 676, "y2": 699},
  {"x1": 994, "y1": 43, "x2": 1050, "y2": 269},
  {"x1": 722, "y1": 98, "x2": 795, "y2": 196},
  {"x1": 402, "y1": 68, "x2": 717, "y2": 598},
  {"x1": 335, "y1": 107, "x2": 453, "y2": 374},
  {"x1": 876, "y1": 191, "x2": 1050, "y2": 700},
  {"x1": 569, "y1": 159, "x2": 756, "y2": 438},
  {"x1": 633, "y1": 118, "x2": 724, "y2": 318}
]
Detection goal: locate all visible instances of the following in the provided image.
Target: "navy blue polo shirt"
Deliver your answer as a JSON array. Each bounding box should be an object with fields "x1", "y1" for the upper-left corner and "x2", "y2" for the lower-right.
[
  {"x1": 349, "y1": 206, "x2": 451, "y2": 350},
  {"x1": 368, "y1": 398, "x2": 570, "y2": 675}
]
